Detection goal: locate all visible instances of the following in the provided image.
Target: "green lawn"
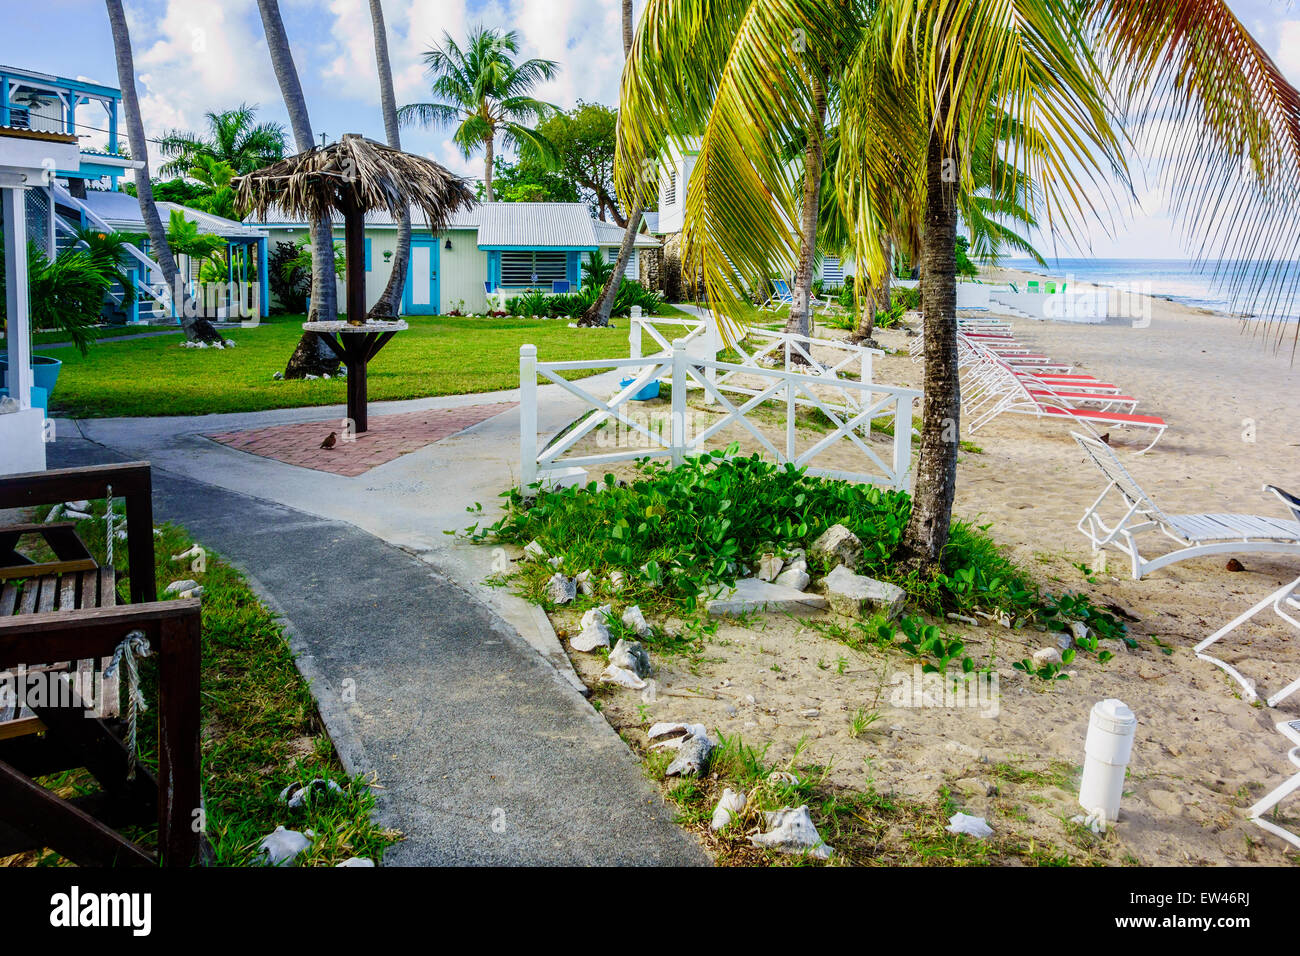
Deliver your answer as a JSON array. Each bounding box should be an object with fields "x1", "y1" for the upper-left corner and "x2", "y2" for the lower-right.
[
  {"x1": 46, "y1": 314, "x2": 660, "y2": 418},
  {"x1": 0, "y1": 323, "x2": 172, "y2": 352}
]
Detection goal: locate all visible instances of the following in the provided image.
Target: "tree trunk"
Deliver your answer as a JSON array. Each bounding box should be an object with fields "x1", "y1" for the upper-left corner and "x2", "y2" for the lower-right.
[
  {"x1": 368, "y1": 0, "x2": 409, "y2": 318},
  {"x1": 105, "y1": 0, "x2": 219, "y2": 343},
  {"x1": 784, "y1": 73, "x2": 828, "y2": 342},
  {"x1": 898, "y1": 116, "x2": 961, "y2": 574},
  {"x1": 255, "y1": 0, "x2": 338, "y2": 377},
  {"x1": 622, "y1": 0, "x2": 634, "y2": 57},
  {"x1": 853, "y1": 242, "x2": 891, "y2": 346},
  {"x1": 580, "y1": 199, "x2": 641, "y2": 327},
  {"x1": 483, "y1": 134, "x2": 495, "y2": 202}
]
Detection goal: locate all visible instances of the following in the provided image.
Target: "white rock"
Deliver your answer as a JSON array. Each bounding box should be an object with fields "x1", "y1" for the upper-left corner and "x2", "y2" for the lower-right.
[
  {"x1": 609, "y1": 570, "x2": 627, "y2": 592},
  {"x1": 810, "y1": 524, "x2": 863, "y2": 568},
  {"x1": 600, "y1": 663, "x2": 647, "y2": 690},
  {"x1": 665, "y1": 733, "x2": 713, "y2": 777},
  {"x1": 821, "y1": 565, "x2": 905, "y2": 619},
  {"x1": 164, "y1": 579, "x2": 200, "y2": 595},
  {"x1": 773, "y1": 567, "x2": 811, "y2": 591},
  {"x1": 710, "y1": 788, "x2": 747, "y2": 831},
  {"x1": 544, "y1": 573, "x2": 576, "y2": 605},
  {"x1": 279, "y1": 779, "x2": 344, "y2": 809},
  {"x1": 756, "y1": 553, "x2": 784, "y2": 582},
  {"x1": 621, "y1": 605, "x2": 651, "y2": 637},
  {"x1": 1053, "y1": 632, "x2": 1074, "y2": 651},
  {"x1": 522, "y1": 540, "x2": 548, "y2": 562},
  {"x1": 546, "y1": 555, "x2": 564, "y2": 568},
  {"x1": 335, "y1": 857, "x2": 375, "y2": 867},
  {"x1": 178, "y1": 586, "x2": 204, "y2": 600},
  {"x1": 65, "y1": 500, "x2": 90, "y2": 512},
  {"x1": 43, "y1": 504, "x2": 64, "y2": 523},
  {"x1": 570, "y1": 605, "x2": 612, "y2": 652},
  {"x1": 1069, "y1": 620, "x2": 1091, "y2": 643},
  {"x1": 171, "y1": 545, "x2": 203, "y2": 563},
  {"x1": 258, "y1": 826, "x2": 312, "y2": 865},
  {"x1": 705, "y1": 577, "x2": 827, "y2": 616},
  {"x1": 647, "y1": 722, "x2": 709, "y2": 747},
  {"x1": 609, "y1": 638, "x2": 651, "y2": 677},
  {"x1": 750, "y1": 806, "x2": 832, "y2": 859},
  {"x1": 63, "y1": 510, "x2": 92, "y2": 521},
  {"x1": 1032, "y1": 647, "x2": 1063, "y2": 667},
  {"x1": 945, "y1": 813, "x2": 993, "y2": 839},
  {"x1": 575, "y1": 570, "x2": 595, "y2": 596}
]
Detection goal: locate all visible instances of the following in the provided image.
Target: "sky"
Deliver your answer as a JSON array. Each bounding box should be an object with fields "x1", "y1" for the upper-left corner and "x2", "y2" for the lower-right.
[{"x1": 1, "y1": 0, "x2": 1296, "y2": 260}]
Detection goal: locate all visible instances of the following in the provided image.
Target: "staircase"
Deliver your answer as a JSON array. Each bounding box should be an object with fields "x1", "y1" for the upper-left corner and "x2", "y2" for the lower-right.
[{"x1": 51, "y1": 184, "x2": 175, "y2": 324}]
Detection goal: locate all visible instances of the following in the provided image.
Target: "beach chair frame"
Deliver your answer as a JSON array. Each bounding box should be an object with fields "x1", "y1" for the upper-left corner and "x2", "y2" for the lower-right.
[
  {"x1": 1196, "y1": 574, "x2": 1300, "y2": 707},
  {"x1": 1249, "y1": 720, "x2": 1300, "y2": 850},
  {"x1": 1073, "y1": 433, "x2": 1300, "y2": 579}
]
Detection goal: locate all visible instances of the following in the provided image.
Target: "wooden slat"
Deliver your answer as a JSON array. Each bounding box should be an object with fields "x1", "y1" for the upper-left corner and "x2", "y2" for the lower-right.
[
  {"x1": 0, "y1": 758, "x2": 155, "y2": 866},
  {"x1": 35, "y1": 576, "x2": 56, "y2": 615},
  {"x1": 57, "y1": 574, "x2": 77, "y2": 612},
  {"x1": 0, "y1": 559, "x2": 97, "y2": 582},
  {"x1": 99, "y1": 567, "x2": 117, "y2": 608},
  {"x1": 0, "y1": 717, "x2": 45, "y2": 741},
  {"x1": 0, "y1": 582, "x2": 16, "y2": 616},
  {"x1": 79, "y1": 569, "x2": 100, "y2": 609},
  {"x1": 17, "y1": 580, "x2": 38, "y2": 616}
]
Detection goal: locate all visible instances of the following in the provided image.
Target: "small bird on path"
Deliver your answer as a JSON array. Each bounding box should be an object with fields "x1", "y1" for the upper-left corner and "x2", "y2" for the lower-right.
[{"x1": 320, "y1": 431, "x2": 338, "y2": 449}]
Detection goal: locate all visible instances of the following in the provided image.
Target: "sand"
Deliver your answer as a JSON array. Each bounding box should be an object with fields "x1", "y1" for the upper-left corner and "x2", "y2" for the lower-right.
[{"x1": 542, "y1": 278, "x2": 1300, "y2": 865}]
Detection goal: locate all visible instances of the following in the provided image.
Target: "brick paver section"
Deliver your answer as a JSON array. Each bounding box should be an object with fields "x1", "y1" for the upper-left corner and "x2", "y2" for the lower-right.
[{"x1": 207, "y1": 403, "x2": 517, "y2": 477}]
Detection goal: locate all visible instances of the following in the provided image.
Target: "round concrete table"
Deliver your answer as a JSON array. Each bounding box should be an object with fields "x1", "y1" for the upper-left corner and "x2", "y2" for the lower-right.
[{"x1": 302, "y1": 320, "x2": 408, "y2": 433}]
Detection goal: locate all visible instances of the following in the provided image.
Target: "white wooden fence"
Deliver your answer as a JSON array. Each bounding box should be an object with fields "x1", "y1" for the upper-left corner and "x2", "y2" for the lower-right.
[{"x1": 520, "y1": 338, "x2": 920, "y2": 492}]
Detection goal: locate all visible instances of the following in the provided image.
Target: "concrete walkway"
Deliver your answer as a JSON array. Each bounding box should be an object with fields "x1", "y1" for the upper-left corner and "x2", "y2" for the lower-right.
[{"x1": 46, "y1": 325, "x2": 714, "y2": 865}]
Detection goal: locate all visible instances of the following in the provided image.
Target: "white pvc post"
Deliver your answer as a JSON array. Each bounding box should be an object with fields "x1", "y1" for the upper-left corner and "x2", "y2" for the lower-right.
[
  {"x1": 1079, "y1": 698, "x2": 1137, "y2": 822},
  {"x1": 2, "y1": 185, "x2": 33, "y2": 410},
  {"x1": 703, "y1": 317, "x2": 718, "y2": 405},
  {"x1": 893, "y1": 394, "x2": 914, "y2": 490},
  {"x1": 519, "y1": 345, "x2": 538, "y2": 490},
  {"x1": 670, "y1": 338, "x2": 687, "y2": 467},
  {"x1": 629, "y1": 312, "x2": 642, "y2": 360}
]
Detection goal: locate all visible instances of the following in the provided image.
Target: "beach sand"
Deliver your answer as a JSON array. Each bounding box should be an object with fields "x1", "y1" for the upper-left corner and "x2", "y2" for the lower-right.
[{"x1": 546, "y1": 282, "x2": 1300, "y2": 865}]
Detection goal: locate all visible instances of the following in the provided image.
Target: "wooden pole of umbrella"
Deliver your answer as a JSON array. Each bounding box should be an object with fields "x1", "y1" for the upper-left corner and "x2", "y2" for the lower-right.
[{"x1": 234, "y1": 134, "x2": 475, "y2": 434}]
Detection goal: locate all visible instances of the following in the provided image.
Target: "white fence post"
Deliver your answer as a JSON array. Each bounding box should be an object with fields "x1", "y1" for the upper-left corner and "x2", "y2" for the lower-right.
[
  {"x1": 671, "y1": 338, "x2": 688, "y2": 467},
  {"x1": 519, "y1": 344, "x2": 539, "y2": 489},
  {"x1": 629, "y1": 312, "x2": 642, "y2": 360},
  {"x1": 704, "y1": 318, "x2": 718, "y2": 405},
  {"x1": 893, "y1": 392, "x2": 914, "y2": 491}
]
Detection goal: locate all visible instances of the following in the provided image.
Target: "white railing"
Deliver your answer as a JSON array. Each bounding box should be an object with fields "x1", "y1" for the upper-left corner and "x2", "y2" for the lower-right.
[
  {"x1": 520, "y1": 340, "x2": 920, "y2": 491},
  {"x1": 629, "y1": 313, "x2": 884, "y2": 417}
]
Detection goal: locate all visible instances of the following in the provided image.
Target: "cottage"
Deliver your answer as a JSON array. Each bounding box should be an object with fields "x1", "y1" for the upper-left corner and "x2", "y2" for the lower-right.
[{"x1": 254, "y1": 201, "x2": 661, "y2": 315}]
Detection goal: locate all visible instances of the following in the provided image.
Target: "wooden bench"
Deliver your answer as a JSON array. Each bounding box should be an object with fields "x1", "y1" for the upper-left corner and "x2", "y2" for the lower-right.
[{"x1": 0, "y1": 463, "x2": 201, "y2": 866}]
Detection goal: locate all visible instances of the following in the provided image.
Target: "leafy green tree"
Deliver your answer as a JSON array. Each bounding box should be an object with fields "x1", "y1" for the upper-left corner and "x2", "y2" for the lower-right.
[
  {"x1": 484, "y1": 157, "x2": 580, "y2": 203},
  {"x1": 536, "y1": 102, "x2": 624, "y2": 222},
  {"x1": 158, "y1": 104, "x2": 288, "y2": 177},
  {"x1": 398, "y1": 27, "x2": 560, "y2": 201}
]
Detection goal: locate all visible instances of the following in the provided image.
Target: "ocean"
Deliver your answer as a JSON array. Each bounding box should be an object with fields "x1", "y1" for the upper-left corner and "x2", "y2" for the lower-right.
[{"x1": 1001, "y1": 258, "x2": 1300, "y2": 322}]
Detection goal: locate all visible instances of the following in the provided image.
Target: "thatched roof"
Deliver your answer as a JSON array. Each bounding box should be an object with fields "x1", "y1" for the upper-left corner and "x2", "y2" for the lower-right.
[{"x1": 234, "y1": 133, "x2": 475, "y2": 230}]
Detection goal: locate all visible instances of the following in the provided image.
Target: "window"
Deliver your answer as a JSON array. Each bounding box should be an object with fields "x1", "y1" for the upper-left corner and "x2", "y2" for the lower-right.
[
  {"x1": 662, "y1": 170, "x2": 677, "y2": 207},
  {"x1": 501, "y1": 250, "x2": 567, "y2": 287},
  {"x1": 821, "y1": 256, "x2": 845, "y2": 284},
  {"x1": 606, "y1": 247, "x2": 638, "y2": 280}
]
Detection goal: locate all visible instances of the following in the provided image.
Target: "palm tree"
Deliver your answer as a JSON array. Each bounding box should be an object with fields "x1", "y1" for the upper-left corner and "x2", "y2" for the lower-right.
[
  {"x1": 368, "y1": 0, "x2": 409, "y2": 318},
  {"x1": 617, "y1": 0, "x2": 1300, "y2": 575},
  {"x1": 398, "y1": 27, "x2": 560, "y2": 202},
  {"x1": 104, "y1": 0, "x2": 220, "y2": 343},
  {"x1": 254, "y1": 0, "x2": 339, "y2": 377},
  {"x1": 578, "y1": 0, "x2": 645, "y2": 328},
  {"x1": 158, "y1": 104, "x2": 287, "y2": 178}
]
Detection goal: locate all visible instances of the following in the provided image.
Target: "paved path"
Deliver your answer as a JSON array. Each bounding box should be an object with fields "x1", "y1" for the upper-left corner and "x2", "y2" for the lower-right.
[{"x1": 49, "y1": 434, "x2": 705, "y2": 865}]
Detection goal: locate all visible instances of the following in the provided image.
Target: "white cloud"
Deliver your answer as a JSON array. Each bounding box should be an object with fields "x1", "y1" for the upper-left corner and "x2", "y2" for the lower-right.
[{"x1": 1275, "y1": 21, "x2": 1300, "y2": 85}]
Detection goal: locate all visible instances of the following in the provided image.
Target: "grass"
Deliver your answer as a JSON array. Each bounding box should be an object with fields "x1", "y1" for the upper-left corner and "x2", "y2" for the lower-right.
[
  {"x1": 0, "y1": 323, "x2": 170, "y2": 352},
  {"x1": 644, "y1": 732, "x2": 1105, "y2": 866},
  {"x1": 4, "y1": 500, "x2": 398, "y2": 866},
  {"x1": 44, "y1": 312, "x2": 688, "y2": 419}
]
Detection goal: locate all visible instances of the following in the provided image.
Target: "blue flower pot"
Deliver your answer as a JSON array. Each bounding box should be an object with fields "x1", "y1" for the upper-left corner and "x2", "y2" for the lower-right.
[
  {"x1": 620, "y1": 377, "x2": 660, "y2": 401},
  {"x1": 1, "y1": 354, "x2": 61, "y2": 395}
]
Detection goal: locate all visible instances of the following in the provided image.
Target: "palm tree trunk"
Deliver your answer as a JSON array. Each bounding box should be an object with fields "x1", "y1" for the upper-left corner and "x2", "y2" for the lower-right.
[
  {"x1": 255, "y1": 0, "x2": 338, "y2": 377},
  {"x1": 784, "y1": 73, "x2": 828, "y2": 341},
  {"x1": 483, "y1": 134, "x2": 495, "y2": 202},
  {"x1": 368, "y1": 0, "x2": 409, "y2": 318},
  {"x1": 898, "y1": 114, "x2": 961, "y2": 573},
  {"x1": 578, "y1": 0, "x2": 641, "y2": 328},
  {"x1": 853, "y1": 241, "x2": 890, "y2": 345},
  {"x1": 105, "y1": 0, "x2": 218, "y2": 343}
]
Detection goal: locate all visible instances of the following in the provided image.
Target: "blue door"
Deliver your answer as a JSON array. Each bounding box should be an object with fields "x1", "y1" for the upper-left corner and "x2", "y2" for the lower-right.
[{"x1": 403, "y1": 238, "x2": 440, "y2": 314}]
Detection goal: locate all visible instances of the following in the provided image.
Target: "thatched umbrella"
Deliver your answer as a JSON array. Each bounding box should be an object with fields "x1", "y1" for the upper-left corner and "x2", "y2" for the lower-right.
[{"x1": 235, "y1": 133, "x2": 475, "y2": 324}]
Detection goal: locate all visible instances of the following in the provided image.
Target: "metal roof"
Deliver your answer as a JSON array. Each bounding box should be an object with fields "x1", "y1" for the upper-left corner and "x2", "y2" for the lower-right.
[
  {"x1": 252, "y1": 200, "x2": 659, "y2": 249},
  {"x1": 78, "y1": 189, "x2": 267, "y2": 239},
  {"x1": 592, "y1": 218, "x2": 661, "y2": 249}
]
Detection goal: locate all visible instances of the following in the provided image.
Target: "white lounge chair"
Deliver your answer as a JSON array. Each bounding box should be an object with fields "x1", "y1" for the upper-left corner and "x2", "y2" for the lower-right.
[
  {"x1": 1249, "y1": 719, "x2": 1300, "y2": 850},
  {"x1": 1196, "y1": 574, "x2": 1300, "y2": 707},
  {"x1": 1073, "y1": 432, "x2": 1300, "y2": 579}
]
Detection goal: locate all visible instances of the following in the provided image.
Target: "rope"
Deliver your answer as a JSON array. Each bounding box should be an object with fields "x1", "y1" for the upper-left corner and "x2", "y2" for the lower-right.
[
  {"x1": 104, "y1": 630, "x2": 151, "y2": 781},
  {"x1": 104, "y1": 484, "x2": 114, "y2": 567}
]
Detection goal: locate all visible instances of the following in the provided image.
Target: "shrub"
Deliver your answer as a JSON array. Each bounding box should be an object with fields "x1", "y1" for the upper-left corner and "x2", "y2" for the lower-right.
[{"x1": 268, "y1": 240, "x2": 308, "y2": 314}]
